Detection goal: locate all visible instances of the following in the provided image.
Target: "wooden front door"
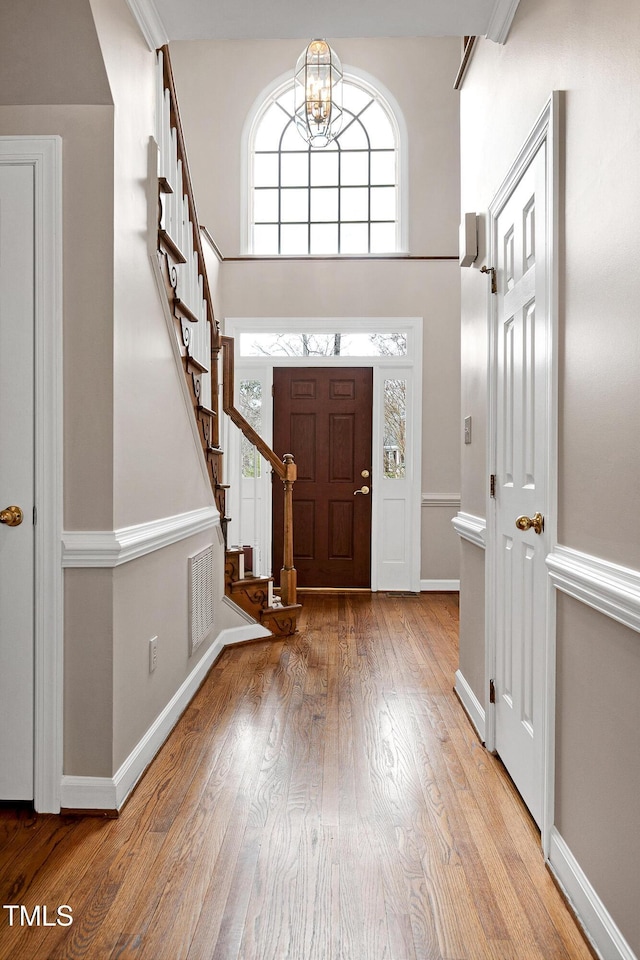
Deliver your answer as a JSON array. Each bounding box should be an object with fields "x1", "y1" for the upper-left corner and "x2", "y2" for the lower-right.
[{"x1": 272, "y1": 367, "x2": 373, "y2": 588}]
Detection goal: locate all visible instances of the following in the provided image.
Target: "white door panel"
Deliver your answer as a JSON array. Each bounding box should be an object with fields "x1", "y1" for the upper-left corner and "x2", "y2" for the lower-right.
[
  {"x1": 0, "y1": 163, "x2": 35, "y2": 800},
  {"x1": 494, "y1": 144, "x2": 548, "y2": 826}
]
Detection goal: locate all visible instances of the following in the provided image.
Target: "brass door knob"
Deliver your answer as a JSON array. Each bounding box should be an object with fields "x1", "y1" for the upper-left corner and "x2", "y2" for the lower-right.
[
  {"x1": 515, "y1": 512, "x2": 544, "y2": 535},
  {"x1": 0, "y1": 505, "x2": 23, "y2": 527},
  {"x1": 354, "y1": 486, "x2": 370, "y2": 496}
]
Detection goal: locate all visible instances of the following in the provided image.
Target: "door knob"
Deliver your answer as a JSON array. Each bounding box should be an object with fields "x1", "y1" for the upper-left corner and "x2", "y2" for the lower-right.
[
  {"x1": 354, "y1": 486, "x2": 370, "y2": 496},
  {"x1": 515, "y1": 512, "x2": 544, "y2": 535},
  {"x1": 0, "y1": 505, "x2": 23, "y2": 527}
]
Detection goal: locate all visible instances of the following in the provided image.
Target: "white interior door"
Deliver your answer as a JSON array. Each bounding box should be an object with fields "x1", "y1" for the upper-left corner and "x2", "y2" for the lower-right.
[
  {"x1": 0, "y1": 162, "x2": 35, "y2": 800},
  {"x1": 493, "y1": 140, "x2": 549, "y2": 827}
]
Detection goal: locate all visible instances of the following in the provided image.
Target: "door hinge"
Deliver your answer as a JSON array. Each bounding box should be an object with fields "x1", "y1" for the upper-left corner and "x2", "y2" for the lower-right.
[
  {"x1": 33, "y1": 505, "x2": 37, "y2": 525},
  {"x1": 490, "y1": 474, "x2": 496, "y2": 498},
  {"x1": 489, "y1": 678, "x2": 496, "y2": 704},
  {"x1": 481, "y1": 265, "x2": 497, "y2": 294}
]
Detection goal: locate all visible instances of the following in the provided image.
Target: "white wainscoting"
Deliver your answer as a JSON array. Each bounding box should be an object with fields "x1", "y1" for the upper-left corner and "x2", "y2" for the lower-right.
[
  {"x1": 60, "y1": 618, "x2": 271, "y2": 812},
  {"x1": 547, "y1": 827, "x2": 638, "y2": 960},
  {"x1": 452, "y1": 511, "x2": 486, "y2": 549},
  {"x1": 546, "y1": 545, "x2": 640, "y2": 635},
  {"x1": 421, "y1": 494, "x2": 461, "y2": 590},
  {"x1": 62, "y1": 506, "x2": 219, "y2": 567}
]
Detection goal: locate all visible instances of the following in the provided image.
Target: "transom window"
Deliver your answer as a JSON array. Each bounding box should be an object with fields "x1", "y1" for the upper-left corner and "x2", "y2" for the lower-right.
[{"x1": 250, "y1": 75, "x2": 401, "y2": 256}]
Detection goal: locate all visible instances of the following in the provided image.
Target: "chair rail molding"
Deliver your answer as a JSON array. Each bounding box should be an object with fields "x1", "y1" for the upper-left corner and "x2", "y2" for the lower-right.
[
  {"x1": 422, "y1": 493, "x2": 461, "y2": 508},
  {"x1": 452, "y1": 511, "x2": 486, "y2": 549},
  {"x1": 546, "y1": 544, "x2": 640, "y2": 635},
  {"x1": 62, "y1": 506, "x2": 220, "y2": 568}
]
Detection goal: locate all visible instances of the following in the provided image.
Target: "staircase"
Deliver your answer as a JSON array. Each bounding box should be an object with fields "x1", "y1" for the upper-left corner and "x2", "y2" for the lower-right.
[
  {"x1": 225, "y1": 547, "x2": 301, "y2": 638},
  {"x1": 155, "y1": 46, "x2": 300, "y2": 637}
]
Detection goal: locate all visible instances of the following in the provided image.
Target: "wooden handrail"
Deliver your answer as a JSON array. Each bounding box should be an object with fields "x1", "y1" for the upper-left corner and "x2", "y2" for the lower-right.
[
  {"x1": 221, "y1": 337, "x2": 297, "y2": 605},
  {"x1": 160, "y1": 45, "x2": 220, "y2": 449},
  {"x1": 158, "y1": 47, "x2": 297, "y2": 611}
]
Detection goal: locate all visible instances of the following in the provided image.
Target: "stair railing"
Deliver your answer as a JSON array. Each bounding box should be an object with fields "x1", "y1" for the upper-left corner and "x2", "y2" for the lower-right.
[
  {"x1": 155, "y1": 45, "x2": 297, "y2": 609},
  {"x1": 222, "y1": 337, "x2": 297, "y2": 607}
]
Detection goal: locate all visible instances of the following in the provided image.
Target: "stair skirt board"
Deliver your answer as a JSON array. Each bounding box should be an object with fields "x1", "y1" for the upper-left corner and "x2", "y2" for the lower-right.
[{"x1": 60, "y1": 621, "x2": 271, "y2": 813}]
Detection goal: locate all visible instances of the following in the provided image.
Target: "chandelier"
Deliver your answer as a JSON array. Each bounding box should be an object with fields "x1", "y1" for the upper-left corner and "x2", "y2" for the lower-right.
[{"x1": 294, "y1": 39, "x2": 343, "y2": 147}]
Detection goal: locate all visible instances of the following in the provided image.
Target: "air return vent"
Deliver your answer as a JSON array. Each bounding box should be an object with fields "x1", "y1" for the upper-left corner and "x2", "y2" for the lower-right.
[{"x1": 188, "y1": 544, "x2": 215, "y2": 655}]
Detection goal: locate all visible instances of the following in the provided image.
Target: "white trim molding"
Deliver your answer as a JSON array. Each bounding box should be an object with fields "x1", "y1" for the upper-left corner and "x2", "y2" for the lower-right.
[
  {"x1": 0, "y1": 137, "x2": 64, "y2": 813},
  {"x1": 454, "y1": 669, "x2": 486, "y2": 742},
  {"x1": 125, "y1": 0, "x2": 168, "y2": 51},
  {"x1": 485, "y1": 0, "x2": 521, "y2": 43},
  {"x1": 422, "y1": 493, "x2": 461, "y2": 509},
  {"x1": 547, "y1": 827, "x2": 637, "y2": 960},
  {"x1": 420, "y1": 579, "x2": 460, "y2": 592},
  {"x1": 62, "y1": 506, "x2": 220, "y2": 568},
  {"x1": 547, "y1": 545, "x2": 640, "y2": 635},
  {"x1": 61, "y1": 618, "x2": 270, "y2": 811},
  {"x1": 452, "y1": 511, "x2": 486, "y2": 549}
]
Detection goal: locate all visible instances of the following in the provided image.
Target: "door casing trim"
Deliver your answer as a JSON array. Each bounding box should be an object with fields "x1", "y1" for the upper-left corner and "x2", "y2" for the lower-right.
[
  {"x1": 485, "y1": 93, "x2": 560, "y2": 855},
  {"x1": 0, "y1": 137, "x2": 63, "y2": 812},
  {"x1": 225, "y1": 316, "x2": 423, "y2": 593}
]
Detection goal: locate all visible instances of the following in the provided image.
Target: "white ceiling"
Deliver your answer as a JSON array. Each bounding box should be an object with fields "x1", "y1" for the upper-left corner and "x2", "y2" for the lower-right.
[{"x1": 143, "y1": 0, "x2": 519, "y2": 43}]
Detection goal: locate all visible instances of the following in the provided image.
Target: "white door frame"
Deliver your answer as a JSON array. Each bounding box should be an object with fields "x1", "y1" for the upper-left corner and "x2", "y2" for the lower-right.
[
  {"x1": 224, "y1": 316, "x2": 423, "y2": 593},
  {"x1": 485, "y1": 94, "x2": 559, "y2": 855},
  {"x1": 0, "y1": 137, "x2": 63, "y2": 813}
]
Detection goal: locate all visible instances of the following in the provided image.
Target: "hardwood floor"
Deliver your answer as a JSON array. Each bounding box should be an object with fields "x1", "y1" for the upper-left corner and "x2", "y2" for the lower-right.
[{"x1": 0, "y1": 593, "x2": 595, "y2": 960}]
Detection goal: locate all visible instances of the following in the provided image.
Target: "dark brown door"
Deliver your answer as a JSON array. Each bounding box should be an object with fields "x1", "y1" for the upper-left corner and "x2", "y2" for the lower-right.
[{"x1": 272, "y1": 367, "x2": 373, "y2": 588}]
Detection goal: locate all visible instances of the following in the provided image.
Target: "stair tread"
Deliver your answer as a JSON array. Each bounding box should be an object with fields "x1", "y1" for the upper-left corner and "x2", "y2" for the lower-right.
[{"x1": 230, "y1": 576, "x2": 273, "y2": 589}]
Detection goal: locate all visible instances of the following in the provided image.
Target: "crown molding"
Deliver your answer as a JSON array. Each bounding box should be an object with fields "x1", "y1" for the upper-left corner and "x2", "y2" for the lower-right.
[
  {"x1": 485, "y1": 0, "x2": 521, "y2": 44},
  {"x1": 125, "y1": 0, "x2": 168, "y2": 51}
]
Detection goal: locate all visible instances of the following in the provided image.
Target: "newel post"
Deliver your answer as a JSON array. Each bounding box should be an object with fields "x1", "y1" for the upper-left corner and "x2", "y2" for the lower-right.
[{"x1": 280, "y1": 453, "x2": 297, "y2": 606}]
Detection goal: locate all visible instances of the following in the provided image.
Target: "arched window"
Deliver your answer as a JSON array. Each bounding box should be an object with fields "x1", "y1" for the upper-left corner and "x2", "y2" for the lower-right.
[{"x1": 247, "y1": 72, "x2": 405, "y2": 256}]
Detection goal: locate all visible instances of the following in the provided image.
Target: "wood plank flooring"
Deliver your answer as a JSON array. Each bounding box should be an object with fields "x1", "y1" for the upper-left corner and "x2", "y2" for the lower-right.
[{"x1": 0, "y1": 593, "x2": 595, "y2": 960}]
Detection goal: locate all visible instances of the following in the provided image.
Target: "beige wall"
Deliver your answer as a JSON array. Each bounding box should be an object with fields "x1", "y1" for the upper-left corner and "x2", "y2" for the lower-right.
[
  {"x1": 459, "y1": 0, "x2": 640, "y2": 953},
  {"x1": 0, "y1": 0, "x2": 246, "y2": 781},
  {"x1": 171, "y1": 38, "x2": 462, "y2": 583},
  {"x1": 90, "y1": 0, "x2": 215, "y2": 530},
  {"x1": 0, "y1": 0, "x2": 112, "y2": 106},
  {"x1": 0, "y1": 105, "x2": 116, "y2": 530},
  {"x1": 170, "y1": 37, "x2": 461, "y2": 257}
]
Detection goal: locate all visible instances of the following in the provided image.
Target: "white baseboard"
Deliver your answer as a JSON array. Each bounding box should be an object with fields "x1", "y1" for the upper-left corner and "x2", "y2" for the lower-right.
[
  {"x1": 454, "y1": 669, "x2": 486, "y2": 742},
  {"x1": 547, "y1": 827, "x2": 637, "y2": 960},
  {"x1": 60, "y1": 776, "x2": 117, "y2": 811},
  {"x1": 60, "y1": 621, "x2": 270, "y2": 811},
  {"x1": 420, "y1": 579, "x2": 460, "y2": 591}
]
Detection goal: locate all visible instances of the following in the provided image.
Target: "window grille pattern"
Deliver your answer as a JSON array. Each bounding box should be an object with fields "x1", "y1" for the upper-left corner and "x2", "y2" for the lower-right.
[{"x1": 251, "y1": 78, "x2": 399, "y2": 255}]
